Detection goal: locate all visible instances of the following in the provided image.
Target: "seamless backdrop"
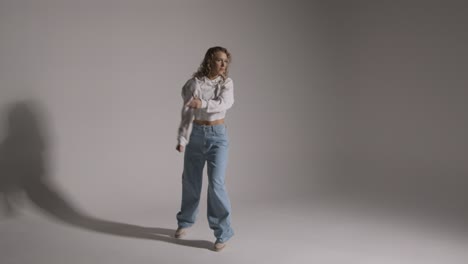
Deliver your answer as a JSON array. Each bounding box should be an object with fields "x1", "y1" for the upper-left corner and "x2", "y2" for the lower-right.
[{"x1": 1, "y1": 0, "x2": 468, "y2": 260}]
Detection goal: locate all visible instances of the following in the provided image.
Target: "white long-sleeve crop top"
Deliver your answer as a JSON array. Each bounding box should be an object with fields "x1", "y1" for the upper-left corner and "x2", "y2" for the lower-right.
[{"x1": 177, "y1": 75, "x2": 234, "y2": 147}]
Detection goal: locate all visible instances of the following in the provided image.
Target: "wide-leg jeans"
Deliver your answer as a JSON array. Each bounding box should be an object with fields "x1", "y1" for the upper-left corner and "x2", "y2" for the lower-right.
[{"x1": 176, "y1": 123, "x2": 234, "y2": 243}]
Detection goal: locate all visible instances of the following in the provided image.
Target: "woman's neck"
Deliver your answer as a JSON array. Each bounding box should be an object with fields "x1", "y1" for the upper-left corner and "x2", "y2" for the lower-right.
[{"x1": 207, "y1": 74, "x2": 219, "y2": 80}]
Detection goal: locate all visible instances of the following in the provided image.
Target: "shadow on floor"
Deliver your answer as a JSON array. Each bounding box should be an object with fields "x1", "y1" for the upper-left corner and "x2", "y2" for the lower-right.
[{"x1": 0, "y1": 100, "x2": 214, "y2": 251}]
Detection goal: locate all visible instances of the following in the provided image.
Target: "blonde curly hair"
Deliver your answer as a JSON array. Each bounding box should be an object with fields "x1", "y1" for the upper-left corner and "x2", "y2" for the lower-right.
[{"x1": 193, "y1": 46, "x2": 231, "y2": 80}]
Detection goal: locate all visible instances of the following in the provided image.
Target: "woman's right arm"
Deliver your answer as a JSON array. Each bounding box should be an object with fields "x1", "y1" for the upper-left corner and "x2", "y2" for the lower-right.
[{"x1": 176, "y1": 78, "x2": 196, "y2": 151}]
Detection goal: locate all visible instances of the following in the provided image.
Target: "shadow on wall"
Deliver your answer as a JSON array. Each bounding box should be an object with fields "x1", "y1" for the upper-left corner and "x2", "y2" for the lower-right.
[
  {"x1": 332, "y1": 154, "x2": 468, "y2": 224},
  {"x1": 319, "y1": 0, "x2": 468, "y2": 235},
  {"x1": 326, "y1": 109, "x2": 468, "y2": 234},
  {"x1": 0, "y1": 101, "x2": 214, "y2": 250}
]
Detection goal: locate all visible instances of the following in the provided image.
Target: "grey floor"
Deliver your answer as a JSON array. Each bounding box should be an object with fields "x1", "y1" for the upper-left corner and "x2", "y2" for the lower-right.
[{"x1": 1, "y1": 195, "x2": 467, "y2": 264}]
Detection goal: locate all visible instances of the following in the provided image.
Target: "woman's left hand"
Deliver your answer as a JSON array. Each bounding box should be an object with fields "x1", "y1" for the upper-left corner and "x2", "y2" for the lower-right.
[{"x1": 186, "y1": 97, "x2": 202, "y2": 109}]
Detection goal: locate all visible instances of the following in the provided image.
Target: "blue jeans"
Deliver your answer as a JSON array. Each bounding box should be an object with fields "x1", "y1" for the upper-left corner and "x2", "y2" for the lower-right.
[{"x1": 176, "y1": 123, "x2": 234, "y2": 243}]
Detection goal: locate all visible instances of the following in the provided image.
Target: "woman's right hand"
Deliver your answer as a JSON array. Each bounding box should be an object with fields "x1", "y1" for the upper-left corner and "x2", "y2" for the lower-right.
[
  {"x1": 186, "y1": 97, "x2": 202, "y2": 109},
  {"x1": 176, "y1": 145, "x2": 184, "y2": 153}
]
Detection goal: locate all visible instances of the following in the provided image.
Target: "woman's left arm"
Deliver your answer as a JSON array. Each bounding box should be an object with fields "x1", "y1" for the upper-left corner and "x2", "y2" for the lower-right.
[{"x1": 200, "y1": 78, "x2": 234, "y2": 113}]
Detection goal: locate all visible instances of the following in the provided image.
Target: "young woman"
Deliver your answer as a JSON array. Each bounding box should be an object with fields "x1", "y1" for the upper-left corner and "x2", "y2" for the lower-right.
[{"x1": 175, "y1": 46, "x2": 234, "y2": 251}]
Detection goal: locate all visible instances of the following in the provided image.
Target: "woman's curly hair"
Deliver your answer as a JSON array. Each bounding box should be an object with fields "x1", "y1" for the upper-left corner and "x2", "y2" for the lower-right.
[{"x1": 193, "y1": 46, "x2": 231, "y2": 80}]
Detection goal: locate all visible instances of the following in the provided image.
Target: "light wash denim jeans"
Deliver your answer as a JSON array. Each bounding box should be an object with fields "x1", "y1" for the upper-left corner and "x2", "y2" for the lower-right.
[{"x1": 176, "y1": 123, "x2": 234, "y2": 243}]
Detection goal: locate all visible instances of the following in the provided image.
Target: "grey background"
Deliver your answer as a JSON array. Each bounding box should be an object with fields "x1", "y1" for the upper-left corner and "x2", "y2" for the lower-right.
[
  {"x1": 1, "y1": 0, "x2": 467, "y2": 263},
  {"x1": 0, "y1": 0, "x2": 333, "y2": 212}
]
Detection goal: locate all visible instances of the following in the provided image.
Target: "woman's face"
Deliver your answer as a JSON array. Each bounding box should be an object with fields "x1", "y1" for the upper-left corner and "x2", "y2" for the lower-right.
[{"x1": 210, "y1": 51, "x2": 229, "y2": 77}]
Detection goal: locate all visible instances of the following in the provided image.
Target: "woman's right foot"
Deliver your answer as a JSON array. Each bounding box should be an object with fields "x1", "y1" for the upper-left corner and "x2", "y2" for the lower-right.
[
  {"x1": 214, "y1": 241, "x2": 226, "y2": 252},
  {"x1": 174, "y1": 227, "x2": 188, "y2": 238}
]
